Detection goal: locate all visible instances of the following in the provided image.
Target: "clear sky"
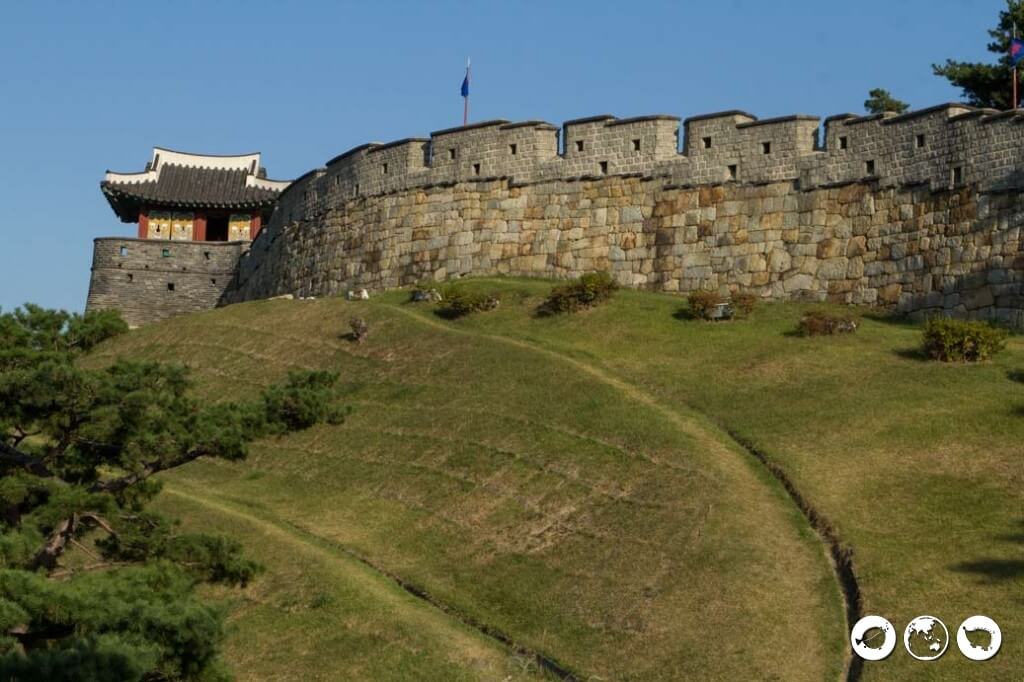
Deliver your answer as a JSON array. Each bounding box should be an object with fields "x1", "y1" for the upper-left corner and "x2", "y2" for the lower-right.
[{"x1": 0, "y1": 0, "x2": 1001, "y2": 312}]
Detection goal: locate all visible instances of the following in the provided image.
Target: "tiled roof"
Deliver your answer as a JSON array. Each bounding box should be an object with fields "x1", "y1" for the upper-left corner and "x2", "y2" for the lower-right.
[{"x1": 101, "y1": 148, "x2": 289, "y2": 222}]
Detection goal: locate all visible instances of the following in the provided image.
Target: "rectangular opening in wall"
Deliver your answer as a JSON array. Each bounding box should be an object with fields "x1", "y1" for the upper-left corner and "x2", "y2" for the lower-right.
[
  {"x1": 952, "y1": 166, "x2": 963, "y2": 185},
  {"x1": 727, "y1": 164, "x2": 738, "y2": 180},
  {"x1": 448, "y1": 148, "x2": 456, "y2": 160},
  {"x1": 632, "y1": 138, "x2": 641, "y2": 151},
  {"x1": 599, "y1": 161, "x2": 608, "y2": 175},
  {"x1": 761, "y1": 141, "x2": 771, "y2": 154},
  {"x1": 916, "y1": 133, "x2": 925, "y2": 148},
  {"x1": 702, "y1": 136, "x2": 712, "y2": 149},
  {"x1": 381, "y1": 163, "x2": 388, "y2": 175},
  {"x1": 119, "y1": 245, "x2": 128, "y2": 257},
  {"x1": 865, "y1": 159, "x2": 876, "y2": 175},
  {"x1": 127, "y1": 273, "x2": 133, "y2": 282},
  {"x1": 206, "y1": 215, "x2": 228, "y2": 242},
  {"x1": 509, "y1": 143, "x2": 517, "y2": 155},
  {"x1": 167, "y1": 283, "x2": 175, "y2": 292},
  {"x1": 473, "y1": 163, "x2": 481, "y2": 176},
  {"x1": 203, "y1": 251, "x2": 210, "y2": 260},
  {"x1": 211, "y1": 278, "x2": 217, "y2": 285},
  {"x1": 354, "y1": 183, "x2": 360, "y2": 196},
  {"x1": 839, "y1": 136, "x2": 848, "y2": 150},
  {"x1": 161, "y1": 248, "x2": 170, "y2": 258},
  {"x1": 576, "y1": 140, "x2": 584, "y2": 152}
]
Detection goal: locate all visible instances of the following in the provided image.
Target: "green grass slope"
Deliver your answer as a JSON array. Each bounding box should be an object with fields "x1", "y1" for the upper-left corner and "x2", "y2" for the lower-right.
[
  {"x1": 90, "y1": 286, "x2": 844, "y2": 681},
  {"x1": 89, "y1": 278, "x2": 1022, "y2": 680}
]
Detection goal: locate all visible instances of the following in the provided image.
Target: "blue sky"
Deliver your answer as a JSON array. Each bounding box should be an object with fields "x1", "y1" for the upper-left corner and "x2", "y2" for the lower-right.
[{"x1": 0, "y1": 0, "x2": 1000, "y2": 312}]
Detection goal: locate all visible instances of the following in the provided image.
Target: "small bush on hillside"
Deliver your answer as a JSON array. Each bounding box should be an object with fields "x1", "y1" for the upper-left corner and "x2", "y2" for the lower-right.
[
  {"x1": 731, "y1": 292, "x2": 758, "y2": 318},
  {"x1": 796, "y1": 310, "x2": 859, "y2": 336},
  {"x1": 921, "y1": 317, "x2": 1008, "y2": 362},
  {"x1": 539, "y1": 272, "x2": 619, "y2": 315},
  {"x1": 437, "y1": 290, "x2": 500, "y2": 319},
  {"x1": 349, "y1": 317, "x2": 369, "y2": 344},
  {"x1": 687, "y1": 290, "x2": 726, "y2": 320}
]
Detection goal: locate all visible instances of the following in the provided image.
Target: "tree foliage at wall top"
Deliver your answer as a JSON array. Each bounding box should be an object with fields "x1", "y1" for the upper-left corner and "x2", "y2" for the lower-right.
[
  {"x1": 933, "y1": 0, "x2": 1024, "y2": 109},
  {"x1": 864, "y1": 88, "x2": 909, "y2": 115},
  {"x1": 0, "y1": 304, "x2": 347, "y2": 681}
]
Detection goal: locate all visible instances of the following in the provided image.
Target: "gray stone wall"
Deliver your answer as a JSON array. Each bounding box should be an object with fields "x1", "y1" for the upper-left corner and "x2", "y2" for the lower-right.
[
  {"x1": 271, "y1": 102, "x2": 1020, "y2": 221},
  {"x1": 227, "y1": 175, "x2": 1023, "y2": 326},
  {"x1": 223, "y1": 103, "x2": 1023, "y2": 327},
  {"x1": 86, "y1": 238, "x2": 244, "y2": 327},
  {"x1": 87, "y1": 102, "x2": 1024, "y2": 326}
]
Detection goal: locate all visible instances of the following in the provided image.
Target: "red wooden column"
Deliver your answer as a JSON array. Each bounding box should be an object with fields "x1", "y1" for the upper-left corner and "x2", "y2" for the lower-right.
[
  {"x1": 193, "y1": 212, "x2": 207, "y2": 242},
  {"x1": 138, "y1": 209, "x2": 149, "y2": 239},
  {"x1": 249, "y1": 213, "x2": 261, "y2": 240}
]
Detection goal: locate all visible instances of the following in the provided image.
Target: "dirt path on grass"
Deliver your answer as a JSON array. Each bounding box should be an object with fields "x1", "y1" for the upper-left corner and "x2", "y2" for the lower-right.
[
  {"x1": 163, "y1": 485, "x2": 578, "y2": 681},
  {"x1": 387, "y1": 303, "x2": 858, "y2": 681}
]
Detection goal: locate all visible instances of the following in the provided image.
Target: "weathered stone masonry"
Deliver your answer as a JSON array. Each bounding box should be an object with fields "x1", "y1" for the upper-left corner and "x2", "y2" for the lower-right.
[
  {"x1": 86, "y1": 149, "x2": 286, "y2": 327},
  {"x1": 225, "y1": 103, "x2": 1023, "y2": 326},
  {"x1": 89, "y1": 103, "x2": 1024, "y2": 326},
  {"x1": 87, "y1": 238, "x2": 245, "y2": 326}
]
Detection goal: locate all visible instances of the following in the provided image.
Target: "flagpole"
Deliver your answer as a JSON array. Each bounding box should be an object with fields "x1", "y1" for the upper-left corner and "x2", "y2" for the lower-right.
[
  {"x1": 463, "y1": 58, "x2": 471, "y2": 126},
  {"x1": 1014, "y1": 23, "x2": 1018, "y2": 110}
]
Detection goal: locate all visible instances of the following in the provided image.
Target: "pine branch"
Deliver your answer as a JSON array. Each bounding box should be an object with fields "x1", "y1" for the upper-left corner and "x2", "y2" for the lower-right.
[
  {"x1": 29, "y1": 512, "x2": 118, "y2": 573},
  {"x1": 90, "y1": 448, "x2": 211, "y2": 494},
  {"x1": 30, "y1": 514, "x2": 77, "y2": 571},
  {"x1": 0, "y1": 439, "x2": 54, "y2": 478}
]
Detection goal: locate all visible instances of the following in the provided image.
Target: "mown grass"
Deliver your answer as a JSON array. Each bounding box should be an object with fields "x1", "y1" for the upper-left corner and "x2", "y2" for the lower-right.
[
  {"x1": 89, "y1": 289, "x2": 846, "y2": 681},
  {"x1": 392, "y1": 277, "x2": 1023, "y2": 681},
  {"x1": 153, "y1": 485, "x2": 546, "y2": 682}
]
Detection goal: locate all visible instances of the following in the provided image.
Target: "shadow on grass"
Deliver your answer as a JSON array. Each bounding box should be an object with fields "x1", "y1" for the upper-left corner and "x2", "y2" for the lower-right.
[
  {"x1": 950, "y1": 519, "x2": 1024, "y2": 583},
  {"x1": 894, "y1": 347, "x2": 930, "y2": 362},
  {"x1": 951, "y1": 559, "x2": 1024, "y2": 582},
  {"x1": 432, "y1": 308, "x2": 465, "y2": 321},
  {"x1": 1008, "y1": 369, "x2": 1024, "y2": 383},
  {"x1": 672, "y1": 308, "x2": 698, "y2": 322},
  {"x1": 860, "y1": 310, "x2": 920, "y2": 328}
]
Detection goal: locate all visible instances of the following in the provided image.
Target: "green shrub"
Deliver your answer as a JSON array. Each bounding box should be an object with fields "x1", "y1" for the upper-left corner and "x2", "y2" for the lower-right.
[
  {"x1": 731, "y1": 292, "x2": 758, "y2": 318},
  {"x1": 687, "y1": 290, "x2": 726, "y2": 320},
  {"x1": 796, "y1": 310, "x2": 858, "y2": 336},
  {"x1": 437, "y1": 290, "x2": 500, "y2": 318},
  {"x1": 921, "y1": 317, "x2": 1008, "y2": 362},
  {"x1": 539, "y1": 272, "x2": 619, "y2": 315}
]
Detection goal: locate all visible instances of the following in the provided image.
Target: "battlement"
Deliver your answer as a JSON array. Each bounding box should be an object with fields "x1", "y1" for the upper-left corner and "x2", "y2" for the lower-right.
[
  {"x1": 87, "y1": 100, "x2": 1024, "y2": 329},
  {"x1": 266, "y1": 103, "x2": 1024, "y2": 233}
]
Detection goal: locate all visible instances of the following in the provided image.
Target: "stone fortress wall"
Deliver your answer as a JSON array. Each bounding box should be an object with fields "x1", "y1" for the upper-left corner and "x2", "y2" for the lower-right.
[
  {"x1": 87, "y1": 238, "x2": 245, "y2": 327},
  {"x1": 222, "y1": 103, "x2": 1024, "y2": 326}
]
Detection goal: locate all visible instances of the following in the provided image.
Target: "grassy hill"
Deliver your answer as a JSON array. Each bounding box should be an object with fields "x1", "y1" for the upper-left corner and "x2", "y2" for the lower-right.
[{"x1": 88, "y1": 279, "x2": 1023, "y2": 681}]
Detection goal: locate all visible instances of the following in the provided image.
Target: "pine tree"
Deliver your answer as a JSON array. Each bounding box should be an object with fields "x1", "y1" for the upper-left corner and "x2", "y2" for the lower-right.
[
  {"x1": 933, "y1": 0, "x2": 1024, "y2": 109},
  {"x1": 864, "y1": 88, "x2": 909, "y2": 115},
  {"x1": 0, "y1": 305, "x2": 346, "y2": 680}
]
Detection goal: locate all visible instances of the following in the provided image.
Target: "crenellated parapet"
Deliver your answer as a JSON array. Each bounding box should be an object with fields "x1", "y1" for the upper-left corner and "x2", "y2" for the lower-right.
[
  {"x1": 223, "y1": 101, "x2": 1023, "y2": 328},
  {"x1": 269, "y1": 102, "x2": 1024, "y2": 232},
  {"x1": 86, "y1": 101, "x2": 1024, "y2": 327}
]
